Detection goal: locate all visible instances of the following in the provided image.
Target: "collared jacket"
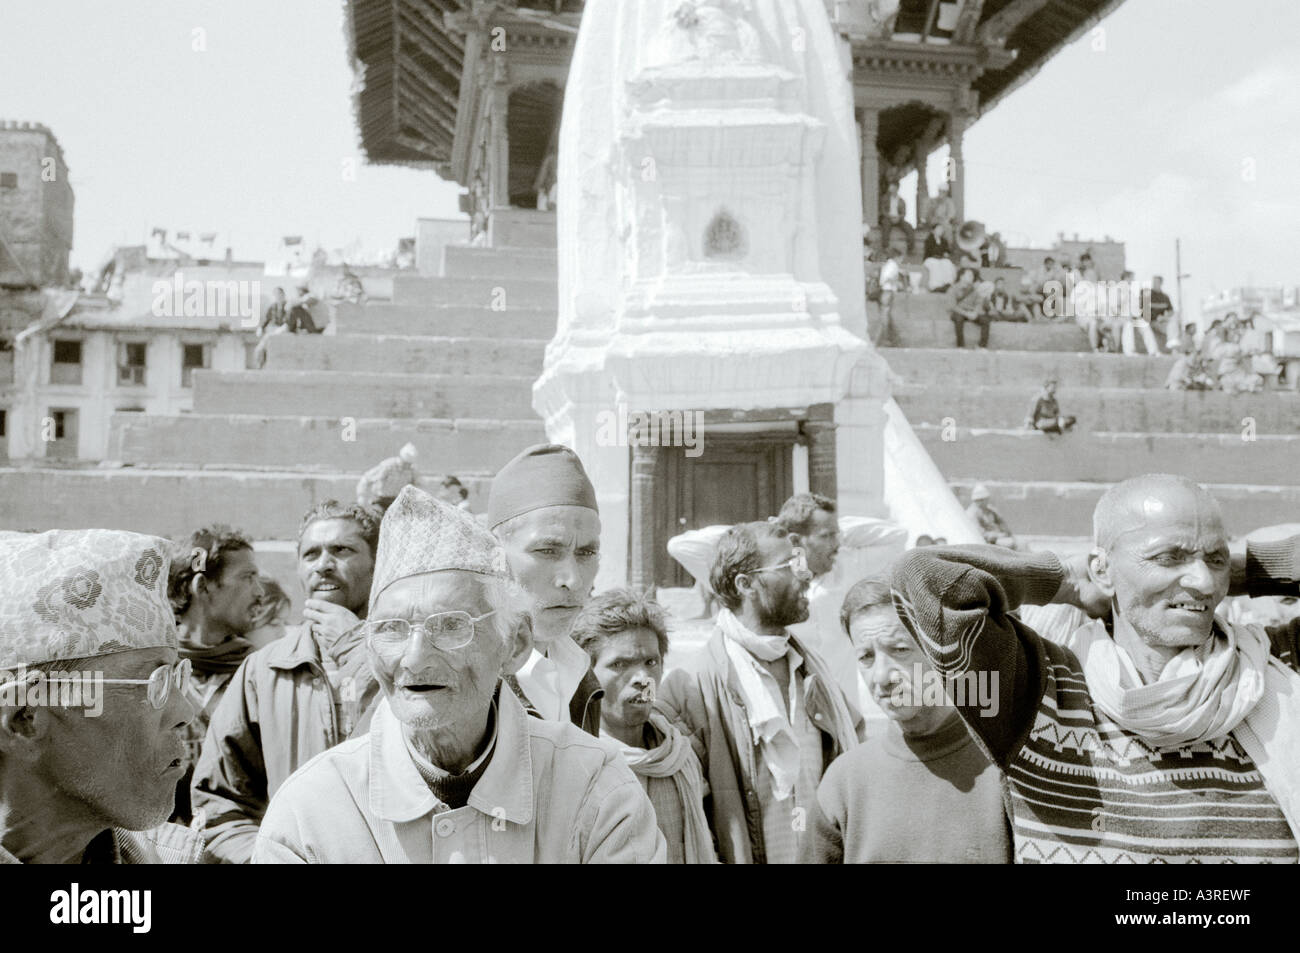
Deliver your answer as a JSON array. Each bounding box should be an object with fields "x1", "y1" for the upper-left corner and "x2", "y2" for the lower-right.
[
  {"x1": 191, "y1": 624, "x2": 355, "y2": 864},
  {"x1": 658, "y1": 629, "x2": 865, "y2": 864},
  {"x1": 251, "y1": 687, "x2": 666, "y2": 864}
]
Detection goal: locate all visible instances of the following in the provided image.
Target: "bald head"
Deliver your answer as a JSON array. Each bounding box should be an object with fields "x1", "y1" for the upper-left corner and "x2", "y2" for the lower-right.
[{"x1": 1093, "y1": 474, "x2": 1223, "y2": 551}]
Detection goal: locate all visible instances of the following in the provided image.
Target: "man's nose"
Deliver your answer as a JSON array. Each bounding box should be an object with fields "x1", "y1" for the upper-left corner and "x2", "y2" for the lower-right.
[
  {"x1": 1181, "y1": 558, "x2": 1216, "y2": 595},
  {"x1": 168, "y1": 680, "x2": 198, "y2": 728},
  {"x1": 553, "y1": 554, "x2": 579, "y2": 591},
  {"x1": 871, "y1": 655, "x2": 902, "y2": 690},
  {"x1": 400, "y1": 631, "x2": 439, "y2": 671}
]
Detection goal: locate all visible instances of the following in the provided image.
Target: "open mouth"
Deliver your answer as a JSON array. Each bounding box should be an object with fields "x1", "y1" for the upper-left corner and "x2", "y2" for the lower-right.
[
  {"x1": 1168, "y1": 601, "x2": 1209, "y2": 614},
  {"x1": 399, "y1": 683, "x2": 448, "y2": 694}
]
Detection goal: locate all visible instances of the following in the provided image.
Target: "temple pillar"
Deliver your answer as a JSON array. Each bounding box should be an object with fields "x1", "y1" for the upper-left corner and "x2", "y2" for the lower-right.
[
  {"x1": 805, "y1": 419, "x2": 838, "y2": 501},
  {"x1": 948, "y1": 99, "x2": 969, "y2": 225},
  {"x1": 858, "y1": 107, "x2": 879, "y2": 227},
  {"x1": 489, "y1": 59, "x2": 510, "y2": 210},
  {"x1": 628, "y1": 443, "x2": 657, "y2": 591}
]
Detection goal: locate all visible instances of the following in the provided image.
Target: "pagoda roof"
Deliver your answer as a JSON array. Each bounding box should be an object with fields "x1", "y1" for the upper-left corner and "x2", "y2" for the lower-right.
[{"x1": 344, "y1": 0, "x2": 1124, "y2": 176}]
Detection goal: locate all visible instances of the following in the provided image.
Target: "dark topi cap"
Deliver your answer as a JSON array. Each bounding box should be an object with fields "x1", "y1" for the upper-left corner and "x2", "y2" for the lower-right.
[{"x1": 487, "y1": 444, "x2": 598, "y2": 530}]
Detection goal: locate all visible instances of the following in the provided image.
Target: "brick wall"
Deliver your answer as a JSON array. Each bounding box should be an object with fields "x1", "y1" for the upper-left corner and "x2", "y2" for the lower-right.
[{"x1": 0, "y1": 122, "x2": 73, "y2": 287}]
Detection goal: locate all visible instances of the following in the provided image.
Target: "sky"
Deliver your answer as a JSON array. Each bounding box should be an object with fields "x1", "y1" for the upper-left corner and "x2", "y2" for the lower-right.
[{"x1": 2, "y1": 0, "x2": 1297, "y2": 321}]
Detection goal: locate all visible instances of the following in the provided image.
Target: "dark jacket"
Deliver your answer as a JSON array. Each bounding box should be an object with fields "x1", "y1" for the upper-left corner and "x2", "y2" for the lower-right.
[
  {"x1": 505, "y1": 667, "x2": 604, "y2": 737},
  {"x1": 191, "y1": 624, "x2": 363, "y2": 864}
]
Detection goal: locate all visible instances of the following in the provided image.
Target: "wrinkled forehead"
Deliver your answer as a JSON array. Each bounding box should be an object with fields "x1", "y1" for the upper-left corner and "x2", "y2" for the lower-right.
[
  {"x1": 372, "y1": 571, "x2": 490, "y2": 619},
  {"x1": 1105, "y1": 487, "x2": 1226, "y2": 552},
  {"x1": 508, "y1": 506, "x2": 601, "y2": 546},
  {"x1": 848, "y1": 606, "x2": 909, "y2": 647}
]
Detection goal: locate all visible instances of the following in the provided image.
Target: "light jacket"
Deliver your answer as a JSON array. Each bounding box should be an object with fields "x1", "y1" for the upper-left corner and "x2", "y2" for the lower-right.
[
  {"x1": 252, "y1": 687, "x2": 667, "y2": 864},
  {"x1": 658, "y1": 629, "x2": 865, "y2": 864},
  {"x1": 191, "y1": 624, "x2": 359, "y2": 864}
]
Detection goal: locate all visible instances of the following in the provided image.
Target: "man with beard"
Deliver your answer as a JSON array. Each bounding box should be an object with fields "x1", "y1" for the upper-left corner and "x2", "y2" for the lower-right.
[
  {"x1": 0, "y1": 530, "x2": 202, "y2": 863},
  {"x1": 167, "y1": 526, "x2": 264, "y2": 823},
  {"x1": 252, "y1": 487, "x2": 664, "y2": 863},
  {"x1": 572, "y1": 589, "x2": 716, "y2": 863},
  {"x1": 192, "y1": 501, "x2": 380, "y2": 863},
  {"x1": 660, "y1": 522, "x2": 864, "y2": 863},
  {"x1": 891, "y1": 474, "x2": 1300, "y2": 862},
  {"x1": 489, "y1": 444, "x2": 604, "y2": 735}
]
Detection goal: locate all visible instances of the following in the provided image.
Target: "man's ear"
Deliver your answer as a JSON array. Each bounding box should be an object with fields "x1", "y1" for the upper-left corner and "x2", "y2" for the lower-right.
[
  {"x1": 1088, "y1": 548, "x2": 1115, "y2": 598},
  {"x1": 502, "y1": 613, "x2": 534, "y2": 677},
  {"x1": 0, "y1": 700, "x2": 49, "y2": 764},
  {"x1": 189, "y1": 573, "x2": 209, "y2": 602}
]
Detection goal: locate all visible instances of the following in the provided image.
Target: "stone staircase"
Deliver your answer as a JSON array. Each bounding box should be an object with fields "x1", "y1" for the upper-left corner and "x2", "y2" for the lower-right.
[
  {"x1": 0, "y1": 247, "x2": 556, "y2": 541},
  {"x1": 880, "y1": 313, "x2": 1300, "y2": 541}
]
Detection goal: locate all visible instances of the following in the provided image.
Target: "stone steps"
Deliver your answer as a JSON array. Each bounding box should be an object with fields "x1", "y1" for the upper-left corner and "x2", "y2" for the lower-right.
[
  {"x1": 391, "y1": 275, "x2": 557, "y2": 309},
  {"x1": 331, "y1": 301, "x2": 555, "y2": 340},
  {"x1": 873, "y1": 295, "x2": 1091, "y2": 351},
  {"x1": 917, "y1": 425, "x2": 1300, "y2": 485},
  {"x1": 895, "y1": 384, "x2": 1300, "y2": 434},
  {"x1": 946, "y1": 478, "x2": 1300, "y2": 538},
  {"x1": 442, "y1": 244, "x2": 557, "y2": 279},
  {"x1": 0, "y1": 467, "x2": 495, "y2": 539},
  {"x1": 192, "y1": 369, "x2": 537, "y2": 419},
  {"x1": 107, "y1": 413, "x2": 546, "y2": 471},
  {"x1": 883, "y1": 347, "x2": 1176, "y2": 389},
  {"x1": 264, "y1": 333, "x2": 546, "y2": 376}
]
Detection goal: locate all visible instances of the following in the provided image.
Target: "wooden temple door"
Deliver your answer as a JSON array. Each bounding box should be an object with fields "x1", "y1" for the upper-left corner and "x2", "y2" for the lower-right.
[{"x1": 647, "y1": 432, "x2": 796, "y2": 589}]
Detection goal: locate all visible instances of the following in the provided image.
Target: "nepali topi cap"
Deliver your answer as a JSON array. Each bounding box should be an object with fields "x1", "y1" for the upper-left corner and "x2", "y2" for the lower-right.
[
  {"x1": 370, "y1": 485, "x2": 508, "y2": 613},
  {"x1": 486, "y1": 443, "x2": 598, "y2": 530},
  {"x1": 0, "y1": 529, "x2": 177, "y2": 669}
]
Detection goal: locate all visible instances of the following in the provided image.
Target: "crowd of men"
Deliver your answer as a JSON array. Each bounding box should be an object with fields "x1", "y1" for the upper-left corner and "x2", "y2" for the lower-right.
[
  {"x1": 1166, "y1": 311, "x2": 1286, "y2": 392},
  {"x1": 2, "y1": 439, "x2": 1298, "y2": 863}
]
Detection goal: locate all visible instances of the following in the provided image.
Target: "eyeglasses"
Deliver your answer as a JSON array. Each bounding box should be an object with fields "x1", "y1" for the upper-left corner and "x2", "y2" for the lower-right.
[
  {"x1": 12, "y1": 658, "x2": 193, "y2": 710},
  {"x1": 748, "y1": 548, "x2": 813, "y2": 584},
  {"x1": 363, "y1": 610, "x2": 499, "y2": 653}
]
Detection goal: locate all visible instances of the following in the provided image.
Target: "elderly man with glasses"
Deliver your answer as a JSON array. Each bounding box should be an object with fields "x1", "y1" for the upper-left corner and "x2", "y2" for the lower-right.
[
  {"x1": 0, "y1": 530, "x2": 202, "y2": 864},
  {"x1": 660, "y1": 521, "x2": 864, "y2": 864},
  {"x1": 252, "y1": 486, "x2": 665, "y2": 863}
]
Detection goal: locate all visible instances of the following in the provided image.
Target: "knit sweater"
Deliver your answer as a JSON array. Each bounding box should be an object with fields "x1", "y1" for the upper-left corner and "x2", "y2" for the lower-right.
[
  {"x1": 810, "y1": 713, "x2": 1011, "y2": 864},
  {"x1": 890, "y1": 546, "x2": 1299, "y2": 864}
]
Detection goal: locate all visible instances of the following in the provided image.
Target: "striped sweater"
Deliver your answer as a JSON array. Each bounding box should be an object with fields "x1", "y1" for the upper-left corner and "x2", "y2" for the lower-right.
[{"x1": 891, "y1": 546, "x2": 1299, "y2": 864}]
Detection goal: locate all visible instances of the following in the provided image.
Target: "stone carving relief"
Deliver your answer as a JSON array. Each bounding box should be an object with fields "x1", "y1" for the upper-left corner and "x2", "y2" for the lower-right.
[
  {"x1": 703, "y1": 209, "x2": 746, "y2": 260},
  {"x1": 662, "y1": 0, "x2": 763, "y2": 64}
]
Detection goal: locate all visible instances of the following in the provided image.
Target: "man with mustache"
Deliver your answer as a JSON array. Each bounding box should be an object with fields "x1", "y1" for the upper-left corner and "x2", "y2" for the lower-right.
[
  {"x1": 0, "y1": 530, "x2": 202, "y2": 863},
  {"x1": 891, "y1": 473, "x2": 1300, "y2": 862},
  {"x1": 660, "y1": 522, "x2": 864, "y2": 863},
  {"x1": 252, "y1": 487, "x2": 664, "y2": 863},
  {"x1": 191, "y1": 500, "x2": 380, "y2": 863},
  {"x1": 489, "y1": 444, "x2": 604, "y2": 735},
  {"x1": 167, "y1": 525, "x2": 264, "y2": 823},
  {"x1": 572, "y1": 589, "x2": 716, "y2": 863}
]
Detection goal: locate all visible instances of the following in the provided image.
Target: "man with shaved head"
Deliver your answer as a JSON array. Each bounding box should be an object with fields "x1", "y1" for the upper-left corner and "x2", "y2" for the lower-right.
[{"x1": 891, "y1": 473, "x2": 1300, "y2": 863}]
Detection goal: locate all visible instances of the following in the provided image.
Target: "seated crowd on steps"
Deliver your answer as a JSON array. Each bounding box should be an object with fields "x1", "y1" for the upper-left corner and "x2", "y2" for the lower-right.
[{"x1": 2, "y1": 446, "x2": 1300, "y2": 864}]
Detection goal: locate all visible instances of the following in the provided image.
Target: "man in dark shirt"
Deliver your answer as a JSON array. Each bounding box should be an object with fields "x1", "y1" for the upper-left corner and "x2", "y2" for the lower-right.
[
  {"x1": 287, "y1": 285, "x2": 322, "y2": 334},
  {"x1": 1024, "y1": 377, "x2": 1076, "y2": 434},
  {"x1": 949, "y1": 267, "x2": 990, "y2": 348},
  {"x1": 1146, "y1": 274, "x2": 1175, "y2": 348}
]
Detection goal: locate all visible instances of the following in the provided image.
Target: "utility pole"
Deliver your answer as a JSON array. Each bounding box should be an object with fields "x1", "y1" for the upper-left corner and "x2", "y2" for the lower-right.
[{"x1": 1175, "y1": 238, "x2": 1191, "y2": 322}]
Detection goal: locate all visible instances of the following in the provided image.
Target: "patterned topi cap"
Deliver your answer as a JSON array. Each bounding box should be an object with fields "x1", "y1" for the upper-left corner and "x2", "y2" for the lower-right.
[
  {"x1": 369, "y1": 485, "x2": 509, "y2": 613},
  {"x1": 0, "y1": 529, "x2": 177, "y2": 669}
]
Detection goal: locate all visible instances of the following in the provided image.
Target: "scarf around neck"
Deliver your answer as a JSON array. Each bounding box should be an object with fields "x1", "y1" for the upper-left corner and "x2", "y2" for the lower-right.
[
  {"x1": 177, "y1": 633, "x2": 255, "y2": 676},
  {"x1": 609, "y1": 712, "x2": 717, "y2": 864},
  {"x1": 1072, "y1": 616, "x2": 1300, "y2": 841}
]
